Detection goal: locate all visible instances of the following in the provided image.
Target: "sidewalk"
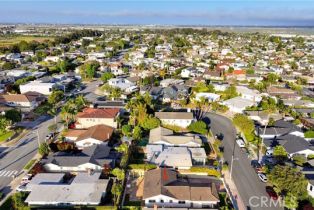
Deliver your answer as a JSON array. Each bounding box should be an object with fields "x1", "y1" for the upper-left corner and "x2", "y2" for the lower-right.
[{"x1": 222, "y1": 169, "x2": 246, "y2": 210}]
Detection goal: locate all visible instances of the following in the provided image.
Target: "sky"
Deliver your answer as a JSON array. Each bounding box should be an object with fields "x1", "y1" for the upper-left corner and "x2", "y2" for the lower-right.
[{"x1": 0, "y1": 0, "x2": 314, "y2": 26}]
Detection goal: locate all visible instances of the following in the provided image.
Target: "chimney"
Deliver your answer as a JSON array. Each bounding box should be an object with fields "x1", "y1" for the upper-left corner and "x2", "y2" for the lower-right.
[{"x1": 162, "y1": 167, "x2": 168, "y2": 182}]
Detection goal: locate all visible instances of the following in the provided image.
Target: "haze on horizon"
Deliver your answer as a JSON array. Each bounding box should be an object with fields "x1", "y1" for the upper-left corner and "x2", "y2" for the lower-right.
[{"x1": 0, "y1": 0, "x2": 314, "y2": 26}]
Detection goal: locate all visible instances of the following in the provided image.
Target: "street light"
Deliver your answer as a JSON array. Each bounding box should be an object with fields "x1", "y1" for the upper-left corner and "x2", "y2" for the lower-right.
[
  {"x1": 230, "y1": 135, "x2": 239, "y2": 179},
  {"x1": 32, "y1": 130, "x2": 40, "y2": 147}
]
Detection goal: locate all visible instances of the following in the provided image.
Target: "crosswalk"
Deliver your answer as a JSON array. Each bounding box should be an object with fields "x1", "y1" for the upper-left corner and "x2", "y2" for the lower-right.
[{"x1": 0, "y1": 170, "x2": 19, "y2": 177}]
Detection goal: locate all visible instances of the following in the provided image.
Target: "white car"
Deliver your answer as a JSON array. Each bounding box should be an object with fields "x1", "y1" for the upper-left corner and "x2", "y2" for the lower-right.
[
  {"x1": 236, "y1": 139, "x2": 246, "y2": 148},
  {"x1": 16, "y1": 183, "x2": 28, "y2": 192},
  {"x1": 257, "y1": 173, "x2": 268, "y2": 183},
  {"x1": 266, "y1": 149, "x2": 273, "y2": 157}
]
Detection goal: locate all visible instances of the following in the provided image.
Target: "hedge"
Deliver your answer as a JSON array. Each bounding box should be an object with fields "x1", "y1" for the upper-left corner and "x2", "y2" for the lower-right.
[
  {"x1": 305, "y1": 130, "x2": 314, "y2": 138},
  {"x1": 189, "y1": 167, "x2": 221, "y2": 177},
  {"x1": 128, "y1": 164, "x2": 157, "y2": 170}
]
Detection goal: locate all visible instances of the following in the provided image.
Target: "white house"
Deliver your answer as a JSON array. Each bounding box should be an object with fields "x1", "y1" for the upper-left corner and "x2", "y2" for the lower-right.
[
  {"x1": 108, "y1": 78, "x2": 138, "y2": 93},
  {"x1": 236, "y1": 86, "x2": 262, "y2": 103},
  {"x1": 221, "y1": 96, "x2": 255, "y2": 113},
  {"x1": 44, "y1": 56, "x2": 61, "y2": 63},
  {"x1": 20, "y1": 81, "x2": 56, "y2": 95},
  {"x1": 155, "y1": 112, "x2": 194, "y2": 128},
  {"x1": 195, "y1": 92, "x2": 220, "y2": 102}
]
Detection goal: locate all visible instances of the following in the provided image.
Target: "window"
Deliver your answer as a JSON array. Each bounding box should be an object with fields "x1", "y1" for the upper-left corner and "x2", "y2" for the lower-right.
[
  {"x1": 169, "y1": 200, "x2": 173, "y2": 203},
  {"x1": 178, "y1": 201, "x2": 185, "y2": 204},
  {"x1": 148, "y1": 200, "x2": 155, "y2": 203},
  {"x1": 160, "y1": 200, "x2": 164, "y2": 203},
  {"x1": 311, "y1": 185, "x2": 313, "y2": 191}
]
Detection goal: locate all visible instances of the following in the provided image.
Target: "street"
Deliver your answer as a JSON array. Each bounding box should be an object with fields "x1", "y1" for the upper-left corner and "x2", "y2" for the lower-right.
[{"x1": 205, "y1": 112, "x2": 283, "y2": 210}]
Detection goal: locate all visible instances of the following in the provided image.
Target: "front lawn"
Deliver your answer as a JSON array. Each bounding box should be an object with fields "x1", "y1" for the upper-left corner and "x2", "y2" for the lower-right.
[
  {"x1": 0, "y1": 131, "x2": 14, "y2": 143},
  {"x1": 24, "y1": 159, "x2": 36, "y2": 170}
]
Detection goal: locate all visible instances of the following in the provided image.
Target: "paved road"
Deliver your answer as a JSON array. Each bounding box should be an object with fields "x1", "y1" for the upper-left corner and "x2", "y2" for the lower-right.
[
  {"x1": 80, "y1": 80, "x2": 102, "y2": 102},
  {"x1": 0, "y1": 115, "x2": 59, "y2": 194},
  {"x1": 204, "y1": 112, "x2": 283, "y2": 210}
]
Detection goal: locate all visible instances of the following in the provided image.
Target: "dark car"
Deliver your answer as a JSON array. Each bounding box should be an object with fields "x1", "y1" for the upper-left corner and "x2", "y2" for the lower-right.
[
  {"x1": 266, "y1": 186, "x2": 278, "y2": 200},
  {"x1": 251, "y1": 160, "x2": 263, "y2": 173}
]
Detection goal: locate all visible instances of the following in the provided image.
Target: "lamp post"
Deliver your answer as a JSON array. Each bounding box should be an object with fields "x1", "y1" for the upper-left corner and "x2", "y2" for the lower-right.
[
  {"x1": 33, "y1": 130, "x2": 40, "y2": 148},
  {"x1": 230, "y1": 135, "x2": 239, "y2": 179}
]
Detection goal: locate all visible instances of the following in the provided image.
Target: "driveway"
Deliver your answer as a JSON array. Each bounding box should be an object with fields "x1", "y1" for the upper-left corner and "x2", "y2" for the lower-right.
[{"x1": 204, "y1": 112, "x2": 283, "y2": 210}]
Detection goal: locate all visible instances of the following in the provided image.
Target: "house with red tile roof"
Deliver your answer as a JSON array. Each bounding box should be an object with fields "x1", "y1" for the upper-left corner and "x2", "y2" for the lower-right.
[
  {"x1": 225, "y1": 69, "x2": 246, "y2": 81},
  {"x1": 76, "y1": 108, "x2": 119, "y2": 129},
  {"x1": 64, "y1": 124, "x2": 114, "y2": 149}
]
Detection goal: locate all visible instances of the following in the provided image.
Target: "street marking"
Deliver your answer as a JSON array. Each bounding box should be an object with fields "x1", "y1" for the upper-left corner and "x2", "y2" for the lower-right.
[{"x1": 0, "y1": 170, "x2": 19, "y2": 177}]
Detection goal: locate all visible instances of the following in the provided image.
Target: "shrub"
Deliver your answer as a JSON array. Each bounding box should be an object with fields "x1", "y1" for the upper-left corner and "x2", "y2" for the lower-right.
[
  {"x1": 128, "y1": 164, "x2": 157, "y2": 170},
  {"x1": 305, "y1": 130, "x2": 314, "y2": 138},
  {"x1": 188, "y1": 121, "x2": 207, "y2": 135},
  {"x1": 189, "y1": 167, "x2": 221, "y2": 177}
]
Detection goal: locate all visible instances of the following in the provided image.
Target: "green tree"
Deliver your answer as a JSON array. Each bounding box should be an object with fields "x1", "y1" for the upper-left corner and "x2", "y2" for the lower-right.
[
  {"x1": 132, "y1": 126, "x2": 142, "y2": 141},
  {"x1": 1, "y1": 61, "x2": 15, "y2": 70},
  {"x1": 121, "y1": 125, "x2": 132, "y2": 137},
  {"x1": 101, "y1": 72, "x2": 114, "y2": 83},
  {"x1": 111, "y1": 168, "x2": 125, "y2": 181},
  {"x1": 293, "y1": 155, "x2": 306, "y2": 166},
  {"x1": 75, "y1": 95, "x2": 87, "y2": 111},
  {"x1": 12, "y1": 192, "x2": 27, "y2": 209},
  {"x1": 140, "y1": 117, "x2": 160, "y2": 130},
  {"x1": 5, "y1": 109, "x2": 21, "y2": 123},
  {"x1": 266, "y1": 73, "x2": 279, "y2": 85},
  {"x1": 38, "y1": 142, "x2": 50, "y2": 156},
  {"x1": 273, "y1": 145, "x2": 288, "y2": 162},
  {"x1": 56, "y1": 59, "x2": 71, "y2": 73},
  {"x1": 305, "y1": 130, "x2": 314, "y2": 138},
  {"x1": 116, "y1": 143, "x2": 129, "y2": 154},
  {"x1": 111, "y1": 182, "x2": 123, "y2": 206},
  {"x1": 232, "y1": 114, "x2": 255, "y2": 136},
  {"x1": 188, "y1": 121, "x2": 208, "y2": 135},
  {"x1": 222, "y1": 85, "x2": 238, "y2": 100},
  {"x1": 284, "y1": 193, "x2": 299, "y2": 209},
  {"x1": 268, "y1": 165, "x2": 307, "y2": 198},
  {"x1": 48, "y1": 90, "x2": 64, "y2": 105},
  {"x1": 0, "y1": 117, "x2": 10, "y2": 135},
  {"x1": 79, "y1": 61, "x2": 100, "y2": 80}
]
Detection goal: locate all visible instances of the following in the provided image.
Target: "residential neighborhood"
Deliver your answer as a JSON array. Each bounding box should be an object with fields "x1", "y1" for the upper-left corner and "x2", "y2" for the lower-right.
[{"x1": 0, "y1": 24, "x2": 314, "y2": 210}]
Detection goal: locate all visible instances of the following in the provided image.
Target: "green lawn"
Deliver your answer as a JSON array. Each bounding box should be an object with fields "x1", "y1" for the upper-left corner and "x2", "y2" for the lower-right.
[
  {"x1": 0, "y1": 35, "x2": 54, "y2": 47},
  {"x1": 33, "y1": 102, "x2": 52, "y2": 115},
  {"x1": 24, "y1": 159, "x2": 36, "y2": 170},
  {"x1": 0, "y1": 131, "x2": 14, "y2": 143}
]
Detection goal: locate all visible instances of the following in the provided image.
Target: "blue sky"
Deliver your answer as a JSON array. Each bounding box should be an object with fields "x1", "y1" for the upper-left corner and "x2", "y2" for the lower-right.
[{"x1": 0, "y1": 0, "x2": 314, "y2": 26}]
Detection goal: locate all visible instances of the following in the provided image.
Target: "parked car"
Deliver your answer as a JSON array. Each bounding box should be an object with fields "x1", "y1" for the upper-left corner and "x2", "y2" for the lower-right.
[
  {"x1": 16, "y1": 183, "x2": 28, "y2": 192},
  {"x1": 45, "y1": 133, "x2": 54, "y2": 140},
  {"x1": 266, "y1": 186, "x2": 278, "y2": 200},
  {"x1": 236, "y1": 139, "x2": 246, "y2": 148},
  {"x1": 21, "y1": 174, "x2": 32, "y2": 183},
  {"x1": 251, "y1": 160, "x2": 263, "y2": 173},
  {"x1": 257, "y1": 173, "x2": 268, "y2": 183},
  {"x1": 266, "y1": 147, "x2": 274, "y2": 157}
]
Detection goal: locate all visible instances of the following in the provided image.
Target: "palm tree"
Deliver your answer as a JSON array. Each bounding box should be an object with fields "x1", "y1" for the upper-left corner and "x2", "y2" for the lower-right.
[
  {"x1": 60, "y1": 103, "x2": 77, "y2": 128},
  {"x1": 75, "y1": 94, "x2": 87, "y2": 110}
]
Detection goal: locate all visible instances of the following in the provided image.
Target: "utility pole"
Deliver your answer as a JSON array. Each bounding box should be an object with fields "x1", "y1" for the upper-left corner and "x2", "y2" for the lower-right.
[
  {"x1": 230, "y1": 134, "x2": 237, "y2": 179},
  {"x1": 33, "y1": 130, "x2": 40, "y2": 147}
]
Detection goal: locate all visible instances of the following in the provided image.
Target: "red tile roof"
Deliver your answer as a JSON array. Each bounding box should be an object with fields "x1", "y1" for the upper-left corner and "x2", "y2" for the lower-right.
[{"x1": 77, "y1": 108, "x2": 119, "y2": 119}]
